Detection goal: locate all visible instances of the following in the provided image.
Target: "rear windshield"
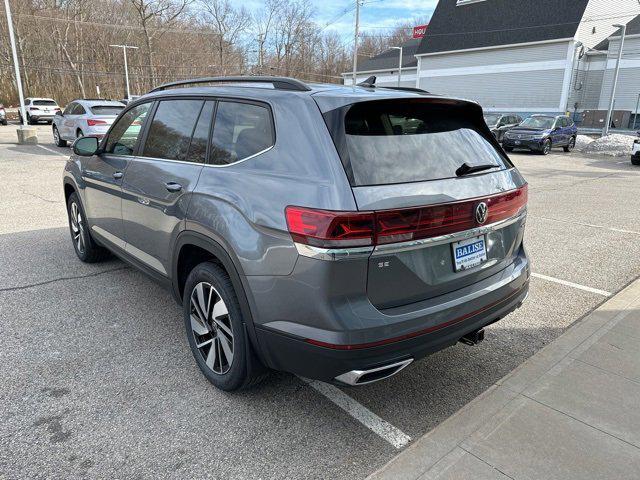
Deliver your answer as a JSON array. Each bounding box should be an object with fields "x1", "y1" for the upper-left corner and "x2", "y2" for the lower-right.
[
  {"x1": 332, "y1": 100, "x2": 509, "y2": 186},
  {"x1": 33, "y1": 100, "x2": 57, "y2": 106},
  {"x1": 90, "y1": 105, "x2": 124, "y2": 115}
]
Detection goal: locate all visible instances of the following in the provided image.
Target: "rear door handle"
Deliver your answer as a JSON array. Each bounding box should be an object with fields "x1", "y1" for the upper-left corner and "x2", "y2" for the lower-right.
[
  {"x1": 113, "y1": 171, "x2": 123, "y2": 179},
  {"x1": 164, "y1": 182, "x2": 182, "y2": 192}
]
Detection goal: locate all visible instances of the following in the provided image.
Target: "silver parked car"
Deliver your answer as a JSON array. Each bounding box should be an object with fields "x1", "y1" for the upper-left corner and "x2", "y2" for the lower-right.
[
  {"x1": 53, "y1": 99, "x2": 125, "y2": 147},
  {"x1": 0, "y1": 103, "x2": 7, "y2": 125}
]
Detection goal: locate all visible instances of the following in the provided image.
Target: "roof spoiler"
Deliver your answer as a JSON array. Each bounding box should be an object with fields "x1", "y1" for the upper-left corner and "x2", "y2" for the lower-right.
[
  {"x1": 356, "y1": 75, "x2": 429, "y2": 94},
  {"x1": 149, "y1": 76, "x2": 311, "y2": 93}
]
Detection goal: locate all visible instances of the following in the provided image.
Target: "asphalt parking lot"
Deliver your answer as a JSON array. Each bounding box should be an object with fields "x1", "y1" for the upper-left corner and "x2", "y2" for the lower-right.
[{"x1": 1, "y1": 123, "x2": 639, "y2": 479}]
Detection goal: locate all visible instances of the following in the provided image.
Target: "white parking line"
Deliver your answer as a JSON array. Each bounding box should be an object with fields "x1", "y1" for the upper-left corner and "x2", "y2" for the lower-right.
[
  {"x1": 301, "y1": 377, "x2": 412, "y2": 449},
  {"x1": 37, "y1": 145, "x2": 68, "y2": 157},
  {"x1": 531, "y1": 273, "x2": 611, "y2": 297},
  {"x1": 531, "y1": 215, "x2": 640, "y2": 236}
]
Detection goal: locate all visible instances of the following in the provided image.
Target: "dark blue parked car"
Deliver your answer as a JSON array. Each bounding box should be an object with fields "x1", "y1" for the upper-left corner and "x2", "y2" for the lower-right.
[{"x1": 502, "y1": 115, "x2": 577, "y2": 155}]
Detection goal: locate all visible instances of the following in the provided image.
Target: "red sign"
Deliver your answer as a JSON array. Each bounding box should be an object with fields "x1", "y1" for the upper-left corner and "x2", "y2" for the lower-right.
[{"x1": 413, "y1": 24, "x2": 428, "y2": 39}]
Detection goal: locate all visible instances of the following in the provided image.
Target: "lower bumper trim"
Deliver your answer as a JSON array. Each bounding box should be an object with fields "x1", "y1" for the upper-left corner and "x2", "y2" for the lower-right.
[{"x1": 334, "y1": 358, "x2": 413, "y2": 385}]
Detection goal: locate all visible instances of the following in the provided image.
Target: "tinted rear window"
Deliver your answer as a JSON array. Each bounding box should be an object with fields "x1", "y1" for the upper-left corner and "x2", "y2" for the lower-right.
[
  {"x1": 336, "y1": 100, "x2": 509, "y2": 186},
  {"x1": 90, "y1": 105, "x2": 124, "y2": 115},
  {"x1": 33, "y1": 100, "x2": 57, "y2": 106}
]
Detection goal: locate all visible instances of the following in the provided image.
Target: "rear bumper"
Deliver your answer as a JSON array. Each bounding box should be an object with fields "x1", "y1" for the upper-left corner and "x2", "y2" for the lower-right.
[{"x1": 253, "y1": 250, "x2": 530, "y2": 383}]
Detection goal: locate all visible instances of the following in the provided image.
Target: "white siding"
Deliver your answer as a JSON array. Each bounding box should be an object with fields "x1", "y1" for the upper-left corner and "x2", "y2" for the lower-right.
[
  {"x1": 597, "y1": 37, "x2": 640, "y2": 111},
  {"x1": 419, "y1": 41, "x2": 569, "y2": 69},
  {"x1": 576, "y1": 0, "x2": 640, "y2": 49},
  {"x1": 417, "y1": 42, "x2": 572, "y2": 111},
  {"x1": 419, "y1": 69, "x2": 566, "y2": 110},
  {"x1": 568, "y1": 55, "x2": 605, "y2": 110}
]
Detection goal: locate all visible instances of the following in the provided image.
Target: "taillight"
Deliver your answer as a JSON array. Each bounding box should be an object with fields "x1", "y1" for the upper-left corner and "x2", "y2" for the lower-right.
[
  {"x1": 87, "y1": 119, "x2": 107, "y2": 126},
  {"x1": 286, "y1": 185, "x2": 527, "y2": 248},
  {"x1": 285, "y1": 207, "x2": 374, "y2": 248}
]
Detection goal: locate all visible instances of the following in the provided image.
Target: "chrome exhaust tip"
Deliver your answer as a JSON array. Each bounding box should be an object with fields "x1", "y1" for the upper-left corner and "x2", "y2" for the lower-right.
[{"x1": 334, "y1": 359, "x2": 413, "y2": 386}]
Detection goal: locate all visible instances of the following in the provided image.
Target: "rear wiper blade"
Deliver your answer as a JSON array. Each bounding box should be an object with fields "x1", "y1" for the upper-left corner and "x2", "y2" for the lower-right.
[{"x1": 455, "y1": 162, "x2": 499, "y2": 177}]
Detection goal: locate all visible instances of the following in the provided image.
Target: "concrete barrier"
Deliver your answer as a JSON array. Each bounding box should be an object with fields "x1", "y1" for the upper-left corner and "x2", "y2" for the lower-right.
[{"x1": 16, "y1": 127, "x2": 38, "y2": 145}]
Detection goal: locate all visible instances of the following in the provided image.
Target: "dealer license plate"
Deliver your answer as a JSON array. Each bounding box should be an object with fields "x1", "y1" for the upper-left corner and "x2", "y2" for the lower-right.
[{"x1": 452, "y1": 236, "x2": 487, "y2": 272}]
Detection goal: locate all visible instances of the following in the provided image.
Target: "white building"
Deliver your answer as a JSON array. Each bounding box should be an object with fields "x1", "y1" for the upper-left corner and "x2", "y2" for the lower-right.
[{"x1": 346, "y1": 0, "x2": 640, "y2": 126}]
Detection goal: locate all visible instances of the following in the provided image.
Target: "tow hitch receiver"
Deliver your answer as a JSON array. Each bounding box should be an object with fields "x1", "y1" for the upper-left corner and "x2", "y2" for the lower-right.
[{"x1": 459, "y1": 328, "x2": 485, "y2": 346}]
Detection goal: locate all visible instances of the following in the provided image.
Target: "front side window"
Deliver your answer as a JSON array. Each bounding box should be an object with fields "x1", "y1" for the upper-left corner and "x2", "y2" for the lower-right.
[
  {"x1": 340, "y1": 100, "x2": 509, "y2": 186},
  {"x1": 63, "y1": 103, "x2": 76, "y2": 115},
  {"x1": 210, "y1": 101, "x2": 274, "y2": 165},
  {"x1": 104, "y1": 102, "x2": 151, "y2": 156},
  {"x1": 73, "y1": 104, "x2": 86, "y2": 115},
  {"x1": 142, "y1": 99, "x2": 203, "y2": 161}
]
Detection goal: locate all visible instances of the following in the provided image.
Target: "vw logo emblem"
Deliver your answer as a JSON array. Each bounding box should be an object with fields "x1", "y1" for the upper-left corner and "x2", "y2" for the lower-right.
[{"x1": 475, "y1": 202, "x2": 488, "y2": 225}]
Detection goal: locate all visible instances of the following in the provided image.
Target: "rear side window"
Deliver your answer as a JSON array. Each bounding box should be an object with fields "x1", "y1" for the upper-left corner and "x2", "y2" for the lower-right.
[
  {"x1": 188, "y1": 101, "x2": 215, "y2": 164},
  {"x1": 142, "y1": 99, "x2": 203, "y2": 161},
  {"x1": 335, "y1": 100, "x2": 509, "y2": 186},
  {"x1": 72, "y1": 104, "x2": 86, "y2": 115},
  {"x1": 210, "y1": 101, "x2": 274, "y2": 165},
  {"x1": 91, "y1": 105, "x2": 124, "y2": 115}
]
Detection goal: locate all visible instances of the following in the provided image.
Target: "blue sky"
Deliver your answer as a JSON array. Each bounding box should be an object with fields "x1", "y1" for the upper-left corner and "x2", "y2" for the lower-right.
[{"x1": 245, "y1": 0, "x2": 438, "y2": 44}]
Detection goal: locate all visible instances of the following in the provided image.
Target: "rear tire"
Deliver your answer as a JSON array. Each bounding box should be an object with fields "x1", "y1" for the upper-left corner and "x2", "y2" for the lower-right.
[
  {"x1": 632, "y1": 156, "x2": 640, "y2": 166},
  {"x1": 66, "y1": 192, "x2": 109, "y2": 263},
  {"x1": 53, "y1": 126, "x2": 67, "y2": 147},
  {"x1": 27, "y1": 114, "x2": 35, "y2": 125},
  {"x1": 1, "y1": 119, "x2": 7, "y2": 126},
  {"x1": 563, "y1": 137, "x2": 576, "y2": 152},
  {"x1": 504, "y1": 146, "x2": 513, "y2": 152},
  {"x1": 183, "y1": 262, "x2": 266, "y2": 391},
  {"x1": 540, "y1": 139, "x2": 552, "y2": 155}
]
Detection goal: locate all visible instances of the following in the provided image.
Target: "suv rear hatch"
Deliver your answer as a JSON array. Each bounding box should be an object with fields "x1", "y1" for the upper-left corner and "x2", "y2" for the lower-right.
[{"x1": 318, "y1": 94, "x2": 527, "y2": 309}]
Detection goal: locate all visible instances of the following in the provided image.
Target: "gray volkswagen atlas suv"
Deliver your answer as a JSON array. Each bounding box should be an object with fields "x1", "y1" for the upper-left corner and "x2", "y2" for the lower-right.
[{"x1": 63, "y1": 76, "x2": 530, "y2": 391}]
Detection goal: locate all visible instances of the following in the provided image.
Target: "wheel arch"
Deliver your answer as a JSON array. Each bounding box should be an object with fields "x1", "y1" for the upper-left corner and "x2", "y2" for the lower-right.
[
  {"x1": 173, "y1": 231, "x2": 265, "y2": 361},
  {"x1": 63, "y1": 179, "x2": 77, "y2": 203}
]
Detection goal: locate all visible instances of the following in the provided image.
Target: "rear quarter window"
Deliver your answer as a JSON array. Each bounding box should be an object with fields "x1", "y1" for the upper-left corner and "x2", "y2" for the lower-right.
[
  {"x1": 327, "y1": 99, "x2": 510, "y2": 186},
  {"x1": 91, "y1": 105, "x2": 124, "y2": 115}
]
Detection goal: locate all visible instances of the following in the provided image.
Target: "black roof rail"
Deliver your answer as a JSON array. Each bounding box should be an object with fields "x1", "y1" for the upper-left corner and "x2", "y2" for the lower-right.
[{"x1": 149, "y1": 76, "x2": 311, "y2": 93}]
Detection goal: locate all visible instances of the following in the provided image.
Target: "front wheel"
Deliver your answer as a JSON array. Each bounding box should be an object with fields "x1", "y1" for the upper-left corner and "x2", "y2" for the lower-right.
[
  {"x1": 1, "y1": 119, "x2": 7, "y2": 126},
  {"x1": 563, "y1": 137, "x2": 576, "y2": 152},
  {"x1": 183, "y1": 262, "x2": 266, "y2": 391},
  {"x1": 66, "y1": 192, "x2": 109, "y2": 263},
  {"x1": 540, "y1": 139, "x2": 552, "y2": 155},
  {"x1": 53, "y1": 126, "x2": 67, "y2": 147}
]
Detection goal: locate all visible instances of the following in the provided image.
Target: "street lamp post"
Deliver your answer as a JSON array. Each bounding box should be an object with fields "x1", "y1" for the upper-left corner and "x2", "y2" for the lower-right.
[
  {"x1": 390, "y1": 46, "x2": 403, "y2": 87},
  {"x1": 110, "y1": 44, "x2": 139, "y2": 101},
  {"x1": 3, "y1": 0, "x2": 27, "y2": 128},
  {"x1": 604, "y1": 24, "x2": 627, "y2": 136}
]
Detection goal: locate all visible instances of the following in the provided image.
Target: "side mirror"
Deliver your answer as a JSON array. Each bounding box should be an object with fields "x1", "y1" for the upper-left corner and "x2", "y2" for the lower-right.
[
  {"x1": 73, "y1": 136, "x2": 100, "y2": 156},
  {"x1": 55, "y1": 110, "x2": 63, "y2": 116}
]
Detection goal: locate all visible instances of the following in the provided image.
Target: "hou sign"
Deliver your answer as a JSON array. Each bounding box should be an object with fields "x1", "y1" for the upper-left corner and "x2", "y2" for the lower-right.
[{"x1": 413, "y1": 24, "x2": 428, "y2": 38}]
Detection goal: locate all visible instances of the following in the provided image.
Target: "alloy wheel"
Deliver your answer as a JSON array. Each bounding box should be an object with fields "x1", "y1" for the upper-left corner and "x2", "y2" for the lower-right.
[
  {"x1": 53, "y1": 127, "x2": 60, "y2": 144},
  {"x1": 69, "y1": 202, "x2": 85, "y2": 254},
  {"x1": 189, "y1": 282, "x2": 234, "y2": 374},
  {"x1": 543, "y1": 140, "x2": 551, "y2": 155}
]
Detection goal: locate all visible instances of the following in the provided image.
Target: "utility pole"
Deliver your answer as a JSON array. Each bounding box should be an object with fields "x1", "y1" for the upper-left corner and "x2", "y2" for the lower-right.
[
  {"x1": 4, "y1": 0, "x2": 27, "y2": 128},
  {"x1": 604, "y1": 24, "x2": 626, "y2": 136},
  {"x1": 257, "y1": 34, "x2": 265, "y2": 72},
  {"x1": 391, "y1": 46, "x2": 403, "y2": 87},
  {"x1": 351, "y1": 0, "x2": 361, "y2": 87},
  {"x1": 110, "y1": 44, "x2": 138, "y2": 101}
]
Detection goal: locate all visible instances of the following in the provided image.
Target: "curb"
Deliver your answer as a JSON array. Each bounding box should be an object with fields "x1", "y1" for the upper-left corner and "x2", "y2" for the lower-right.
[{"x1": 367, "y1": 276, "x2": 640, "y2": 480}]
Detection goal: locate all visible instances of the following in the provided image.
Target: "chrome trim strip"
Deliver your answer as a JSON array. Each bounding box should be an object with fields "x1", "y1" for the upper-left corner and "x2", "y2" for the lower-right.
[
  {"x1": 294, "y1": 242, "x2": 374, "y2": 261},
  {"x1": 91, "y1": 225, "x2": 126, "y2": 250},
  {"x1": 372, "y1": 211, "x2": 526, "y2": 256},
  {"x1": 134, "y1": 145, "x2": 274, "y2": 169},
  {"x1": 334, "y1": 359, "x2": 414, "y2": 386}
]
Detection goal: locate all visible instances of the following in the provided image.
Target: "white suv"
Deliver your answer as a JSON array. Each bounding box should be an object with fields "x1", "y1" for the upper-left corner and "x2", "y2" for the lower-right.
[
  {"x1": 19, "y1": 98, "x2": 61, "y2": 125},
  {"x1": 632, "y1": 134, "x2": 640, "y2": 166}
]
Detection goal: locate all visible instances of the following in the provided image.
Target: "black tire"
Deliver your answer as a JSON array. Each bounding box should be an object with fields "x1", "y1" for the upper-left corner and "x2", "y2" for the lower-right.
[
  {"x1": 27, "y1": 114, "x2": 35, "y2": 125},
  {"x1": 183, "y1": 262, "x2": 266, "y2": 391},
  {"x1": 76, "y1": 129, "x2": 84, "y2": 139},
  {"x1": 53, "y1": 126, "x2": 67, "y2": 147},
  {"x1": 563, "y1": 136, "x2": 576, "y2": 152},
  {"x1": 540, "y1": 139, "x2": 552, "y2": 155},
  {"x1": 1, "y1": 119, "x2": 7, "y2": 126},
  {"x1": 66, "y1": 192, "x2": 109, "y2": 263},
  {"x1": 632, "y1": 156, "x2": 640, "y2": 166},
  {"x1": 504, "y1": 146, "x2": 513, "y2": 152}
]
